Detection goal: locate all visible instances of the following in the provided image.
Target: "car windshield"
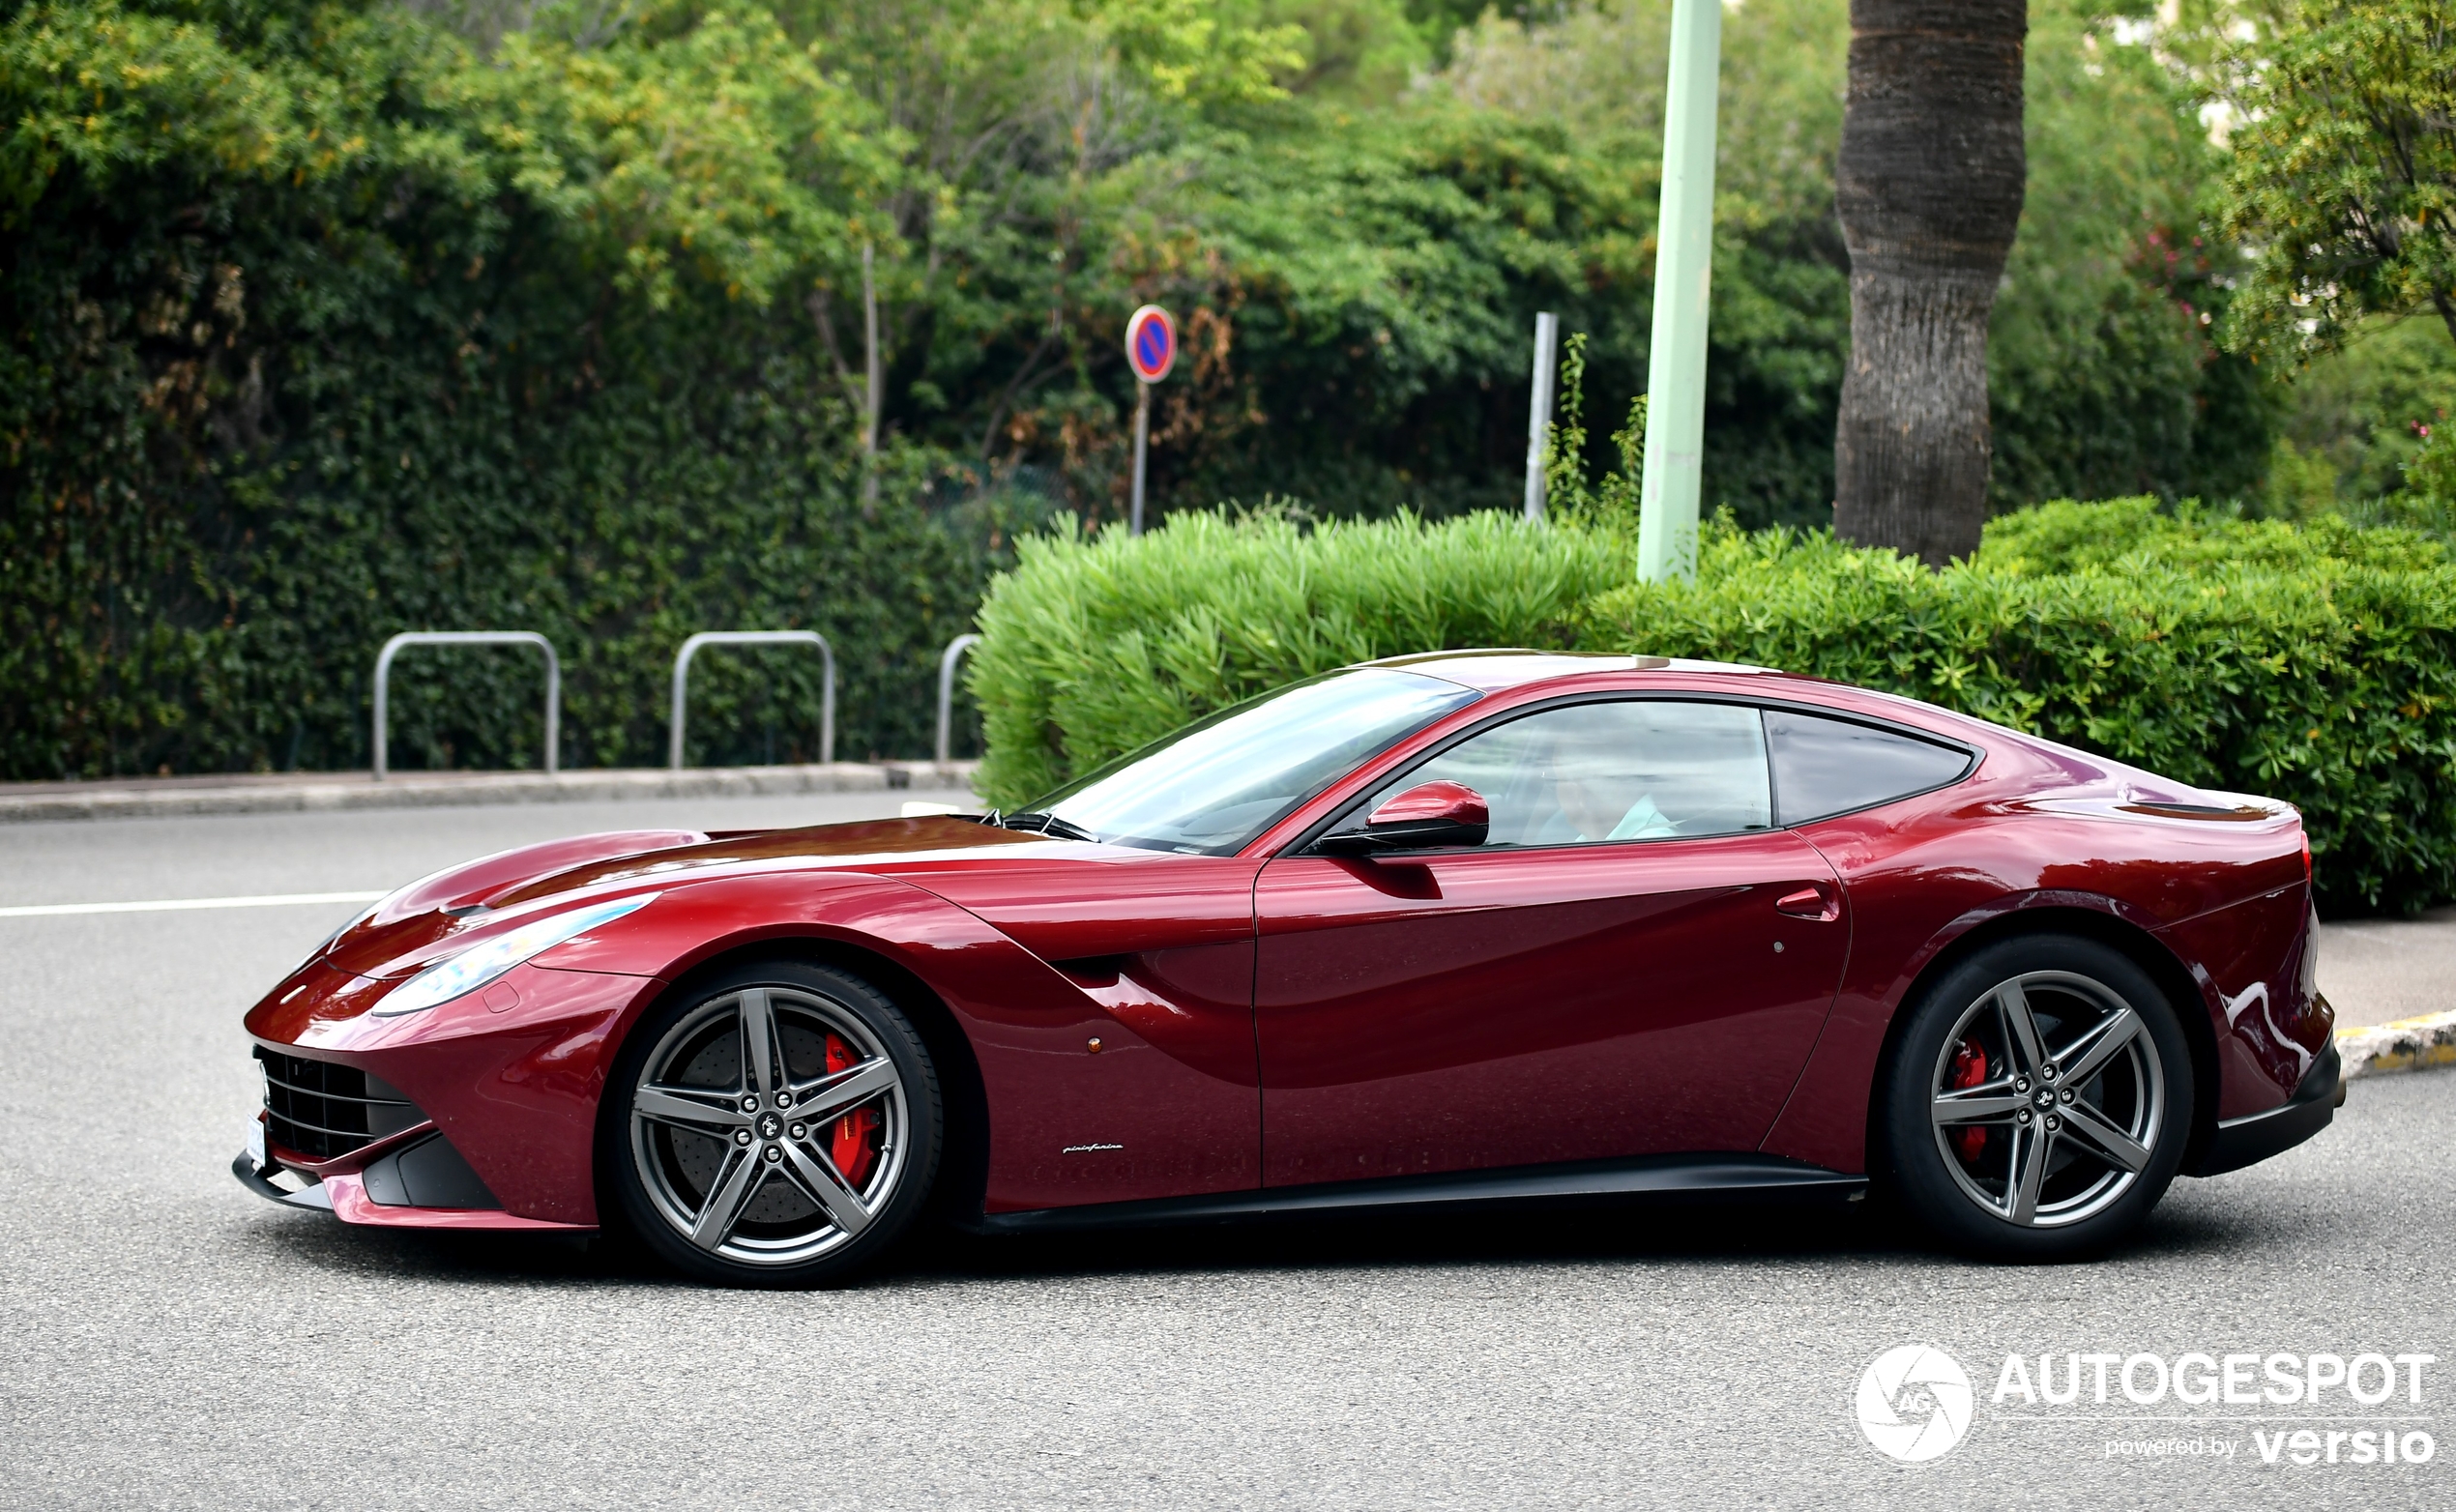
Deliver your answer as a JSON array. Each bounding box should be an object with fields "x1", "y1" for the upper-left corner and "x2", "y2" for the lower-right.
[{"x1": 1022, "y1": 668, "x2": 1480, "y2": 855}]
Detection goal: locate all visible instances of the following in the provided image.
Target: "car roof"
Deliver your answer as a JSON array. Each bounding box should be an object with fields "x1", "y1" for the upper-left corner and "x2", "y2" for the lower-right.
[
  {"x1": 1364, "y1": 649, "x2": 1776, "y2": 692},
  {"x1": 1361, "y1": 650, "x2": 2043, "y2": 764}
]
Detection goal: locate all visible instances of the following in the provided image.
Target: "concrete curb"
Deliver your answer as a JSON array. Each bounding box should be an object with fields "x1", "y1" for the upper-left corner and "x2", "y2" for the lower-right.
[
  {"x1": 2337, "y1": 1010, "x2": 2456, "y2": 1081},
  {"x1": 0, "y1": 762, "x2": 979, "y2": 823}
]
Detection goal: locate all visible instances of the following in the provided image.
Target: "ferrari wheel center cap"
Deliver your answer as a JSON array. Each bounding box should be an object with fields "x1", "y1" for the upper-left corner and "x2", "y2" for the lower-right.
[
  {"x1": 2034, "y1": 1089, "x2": 2057, "y2": 1110},
  {"x1": 756, "y1": 1112, "x2": 784, "y2": 1141}
]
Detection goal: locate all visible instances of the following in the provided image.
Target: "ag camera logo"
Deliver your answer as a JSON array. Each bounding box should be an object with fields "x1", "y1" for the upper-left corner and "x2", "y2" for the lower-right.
[{"x1": 1857, "y1": 1345, "x2": 1975, "y2": 1463}]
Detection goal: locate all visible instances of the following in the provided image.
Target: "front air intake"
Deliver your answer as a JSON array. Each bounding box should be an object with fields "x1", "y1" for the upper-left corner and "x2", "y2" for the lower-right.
[{"x1": 254, "y1": 1047, "x2": 424, "y2": 1160}]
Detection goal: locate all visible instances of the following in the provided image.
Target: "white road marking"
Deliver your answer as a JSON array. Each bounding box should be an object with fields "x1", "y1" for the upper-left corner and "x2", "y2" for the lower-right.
[{"x1": 0, "y1": 890, "x2": 385, "y2": 918}]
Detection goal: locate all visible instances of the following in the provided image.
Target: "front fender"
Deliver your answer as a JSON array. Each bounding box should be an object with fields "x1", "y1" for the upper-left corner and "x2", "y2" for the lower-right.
[{"x1": 538, "y1": 871, "x2": 1263, "y2": 1213}]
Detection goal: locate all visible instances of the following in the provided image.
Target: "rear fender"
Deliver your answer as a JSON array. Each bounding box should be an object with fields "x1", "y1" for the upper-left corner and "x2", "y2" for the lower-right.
[
  {"x1": 2153, "y1": 883, "x2": 2327, "y2": 1120},
  {"x1": 1760, "y1": 888, "x2": 2195, "y2": 1175}
]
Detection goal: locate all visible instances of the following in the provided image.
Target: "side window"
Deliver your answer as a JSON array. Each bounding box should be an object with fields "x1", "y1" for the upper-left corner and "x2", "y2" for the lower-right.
[
  {"x1": 1355, "y1": 700, "x2": 1773, "y2": 847},
  {"x1": 1764, "y1": 709, "x2": 1974, "y2": 825}
]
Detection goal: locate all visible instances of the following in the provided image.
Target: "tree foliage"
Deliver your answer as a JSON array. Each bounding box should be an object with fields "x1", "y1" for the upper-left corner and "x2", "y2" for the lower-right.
[
  {"x1": 0, "y1": 0, "x2": 2314, "y2": 778},
  {"x1": 2215, "y1": 0, "x2": 2456, "y2": 356},
  {"x1": 1444, "y1": 0, "x2": 2275, "y2": 520}
]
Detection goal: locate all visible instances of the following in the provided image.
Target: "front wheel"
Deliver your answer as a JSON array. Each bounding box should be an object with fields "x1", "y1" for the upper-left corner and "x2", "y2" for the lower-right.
[
  {"x1": 604, "y1": 959, "x2": 942, "y2": 1287},
  {"x1": 1879, "y1": 934, "x2": 2193, "y2": 1262}
]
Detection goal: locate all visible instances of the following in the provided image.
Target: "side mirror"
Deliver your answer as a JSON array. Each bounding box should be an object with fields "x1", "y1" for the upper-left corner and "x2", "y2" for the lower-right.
[{"x1": 1316, "y1": 780, "x2": 1490, "y2": 856}]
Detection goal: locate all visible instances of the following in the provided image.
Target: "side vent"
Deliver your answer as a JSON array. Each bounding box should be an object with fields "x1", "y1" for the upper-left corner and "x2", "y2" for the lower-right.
[{"x1": 359, "y1": 1134, "x2": 503, "y2": 1209}]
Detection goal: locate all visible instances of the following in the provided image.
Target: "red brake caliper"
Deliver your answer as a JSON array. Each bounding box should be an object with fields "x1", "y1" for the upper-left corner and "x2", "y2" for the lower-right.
[
  {"x1": 825, "y1": 1033, "x2": 880, "y2": 1188},
  {"x1": 1947, "y1": 1039, "x2": 1989, "y2": 1164}
]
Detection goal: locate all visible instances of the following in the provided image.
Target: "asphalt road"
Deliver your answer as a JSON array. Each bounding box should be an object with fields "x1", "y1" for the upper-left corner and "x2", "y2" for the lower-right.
[{"x1": 2, "y1": 797, "x2": 2451, "y2": 1510}]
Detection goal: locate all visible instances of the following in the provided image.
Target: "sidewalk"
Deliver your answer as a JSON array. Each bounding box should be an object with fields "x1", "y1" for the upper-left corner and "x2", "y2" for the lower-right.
[
  {"x1": 0, "y1": 763, "x2": 979, "y2": 823},
  {"x1": 2320, "y1": 906, "x2": 2456, "y2": 1080},
  {"x1": 2317, "y1": 907, "x2": 2456, "y2": 1028}
]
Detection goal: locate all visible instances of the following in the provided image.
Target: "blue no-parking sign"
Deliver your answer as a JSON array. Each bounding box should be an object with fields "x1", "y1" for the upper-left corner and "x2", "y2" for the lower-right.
[{"x1": 1125, "y1": 305, "x2": 1177, "y2": 385}]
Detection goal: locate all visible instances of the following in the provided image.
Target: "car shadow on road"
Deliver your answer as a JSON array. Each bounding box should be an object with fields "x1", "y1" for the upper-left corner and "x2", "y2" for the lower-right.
[
  {"x1": 912, "y1": 1196, "x2": 1915, "y2": 1282},
  {"x1": 239, "y1": 1206, "x2": 613, "y2": 1285},
  {"x1": 241, "y1": 1174, "x2": 2305, "y2": 1292},
  {"x1": 244, "y1": 1193, "x2": 1921, "y2": 1287},
  {"x1": 905, "y1": 1182, "x2": 2305, "y2": 1285}
]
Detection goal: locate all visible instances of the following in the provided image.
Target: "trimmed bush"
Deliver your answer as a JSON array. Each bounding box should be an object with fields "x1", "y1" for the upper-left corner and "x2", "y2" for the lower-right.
[
  {"x1": 1978, "y1": 495, "x2": 2449, "y2": 575},
  {"x1": 1580, "y1": 508, "x2": 2455, "y2": 915},
  {"x1": 969, "y1": 511, "x2": 1637, "y2": 805},
  {"x1": 969, "y1": 500, "x2": 2456, "y2": 915}
]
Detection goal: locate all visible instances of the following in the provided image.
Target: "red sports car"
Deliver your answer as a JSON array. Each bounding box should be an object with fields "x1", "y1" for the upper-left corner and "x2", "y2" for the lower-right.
[{"x1": 237, "y1": 653, "x2": 2339, "y2": 1284}]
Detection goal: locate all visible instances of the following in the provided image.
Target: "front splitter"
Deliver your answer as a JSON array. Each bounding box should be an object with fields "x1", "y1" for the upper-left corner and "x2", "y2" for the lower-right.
[
  {"x1": 230, "y1": 1149, "x2": 591, "y2": 1232},
  {"x1": 231, "y1": 1150, "x2": 335, "y2": 1210}
]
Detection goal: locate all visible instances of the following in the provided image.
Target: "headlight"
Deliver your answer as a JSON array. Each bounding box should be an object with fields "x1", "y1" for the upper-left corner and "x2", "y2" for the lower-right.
[{"x1": 374, "y1": 894, "x2": 658, "y2": 1016}]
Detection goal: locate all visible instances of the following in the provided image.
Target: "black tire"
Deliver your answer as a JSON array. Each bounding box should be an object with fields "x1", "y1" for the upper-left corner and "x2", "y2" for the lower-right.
[
  {"x1": 602, "y1": 958, "x2": 942, "y2": 1288},
  {"x1": 1878, "y1": 933, "x2": 2193, "y2": 1263}
]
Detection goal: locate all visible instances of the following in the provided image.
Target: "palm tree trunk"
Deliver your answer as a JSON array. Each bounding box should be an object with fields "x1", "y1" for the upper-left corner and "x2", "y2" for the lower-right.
[{"x1": 1833, "y1": 1, "x2": 2028, "y2": 566}]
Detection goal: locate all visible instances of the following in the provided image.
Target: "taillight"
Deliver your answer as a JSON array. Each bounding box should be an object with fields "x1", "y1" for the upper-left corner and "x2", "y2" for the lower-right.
[{"x1": 2301, "y1": 831, "x2": 2313, "y2": 886}]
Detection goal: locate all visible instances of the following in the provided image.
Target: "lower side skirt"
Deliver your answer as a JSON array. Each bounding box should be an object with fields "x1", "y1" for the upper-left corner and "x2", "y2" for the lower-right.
[{"x1": 975, "y1": 1152, "x2": 1865, "y2": 1236}]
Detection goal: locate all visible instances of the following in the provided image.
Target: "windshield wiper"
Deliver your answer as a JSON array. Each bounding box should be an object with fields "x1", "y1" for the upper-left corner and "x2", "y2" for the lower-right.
[{"x1": 1003, "y1": 811, "x2": 1101, "y2": 844}]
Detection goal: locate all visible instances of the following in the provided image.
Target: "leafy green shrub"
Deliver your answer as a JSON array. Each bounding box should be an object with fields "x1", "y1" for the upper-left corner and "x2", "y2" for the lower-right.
[
  {"x1": 969, "y1": 510, "x2": 1637, "y2": 804},
  {"x1": 1977, "y1": 496, "x2": 2448, "y2": 576},
  {"x1": 970, "y1": 500, "x2": 2456, "y2": 914},
  {"x1": 1580, "y1": 515, "x2": 2455, "y2": 915}
]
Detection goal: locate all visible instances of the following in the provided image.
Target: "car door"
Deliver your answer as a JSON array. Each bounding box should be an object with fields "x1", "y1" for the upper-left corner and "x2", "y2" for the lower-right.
[{"x1": 1252, "y1": 697, "x2": 1850, "y2": 1188}]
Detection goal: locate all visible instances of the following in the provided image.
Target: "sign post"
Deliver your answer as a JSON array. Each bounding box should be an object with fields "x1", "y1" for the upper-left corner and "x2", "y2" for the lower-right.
[
  {"x1": 1124, "y1": 305, "x2": 1177, "y2": 535},
  {"x1": 1635, "y1": 0, "x2": 1722, "y2": 580}
]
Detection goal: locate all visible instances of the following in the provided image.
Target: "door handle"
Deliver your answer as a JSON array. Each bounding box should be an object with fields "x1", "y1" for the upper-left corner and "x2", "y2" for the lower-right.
[{"x1": 1775, "y1": 885, "x2": 1841, "y2": 922}]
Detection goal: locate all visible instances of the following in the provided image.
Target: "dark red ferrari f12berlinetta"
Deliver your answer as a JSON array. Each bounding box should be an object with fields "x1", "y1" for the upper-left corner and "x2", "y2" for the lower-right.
[{"x1": 238, "y1": 653, "x2": 2340, "y2": 1284}]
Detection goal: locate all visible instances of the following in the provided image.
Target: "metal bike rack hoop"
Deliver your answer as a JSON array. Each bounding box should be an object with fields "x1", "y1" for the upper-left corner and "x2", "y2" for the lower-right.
[
  {"x1": 936, "y1": 633, "x2": 981, "y2": 766},
  {"x1": 371, "y1": 632, "x2": 561, "y2": 781},
  {"x1": 670, "y1": 631, "x2": 834, "y2": 771}
]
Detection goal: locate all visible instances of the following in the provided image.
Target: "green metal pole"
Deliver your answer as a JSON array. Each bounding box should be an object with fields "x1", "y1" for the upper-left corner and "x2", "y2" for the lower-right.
[{"x1": 1635, "y1": 0, "x2": 1723, "y2": 582}]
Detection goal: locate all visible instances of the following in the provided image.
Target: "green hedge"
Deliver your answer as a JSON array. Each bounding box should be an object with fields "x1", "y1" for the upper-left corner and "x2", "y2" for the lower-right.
[
  {"x1": 0, "y1": 272, "x2": 994, "y2": 774},
  {"x1": 0, "y1": 4, "x2": 989, "y2": 777},
  {"x1": 970, "y1": 501, "x2": 2456, "y2": 915},
  {"x1": 970, "y1": 510, "x2": 1637, "y2": 804}
]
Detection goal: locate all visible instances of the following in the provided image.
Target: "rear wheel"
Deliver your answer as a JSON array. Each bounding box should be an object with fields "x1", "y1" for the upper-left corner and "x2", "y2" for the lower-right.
[
  {"x1": 1880, "y1": 934, "x2": 2192, "y2": 1262},
  {"x1": 605, "y1": 960, "x2": 941, "y2": 1287}
]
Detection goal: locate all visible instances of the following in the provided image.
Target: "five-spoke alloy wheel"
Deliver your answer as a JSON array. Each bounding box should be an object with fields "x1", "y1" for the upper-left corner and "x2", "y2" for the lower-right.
[
  {"x1": 1882, "y1": 934, "x2": 2193, "y2": 1261},
  {"x1": 606, "y1": 960, "x2": 941, "y2": 1286}
]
